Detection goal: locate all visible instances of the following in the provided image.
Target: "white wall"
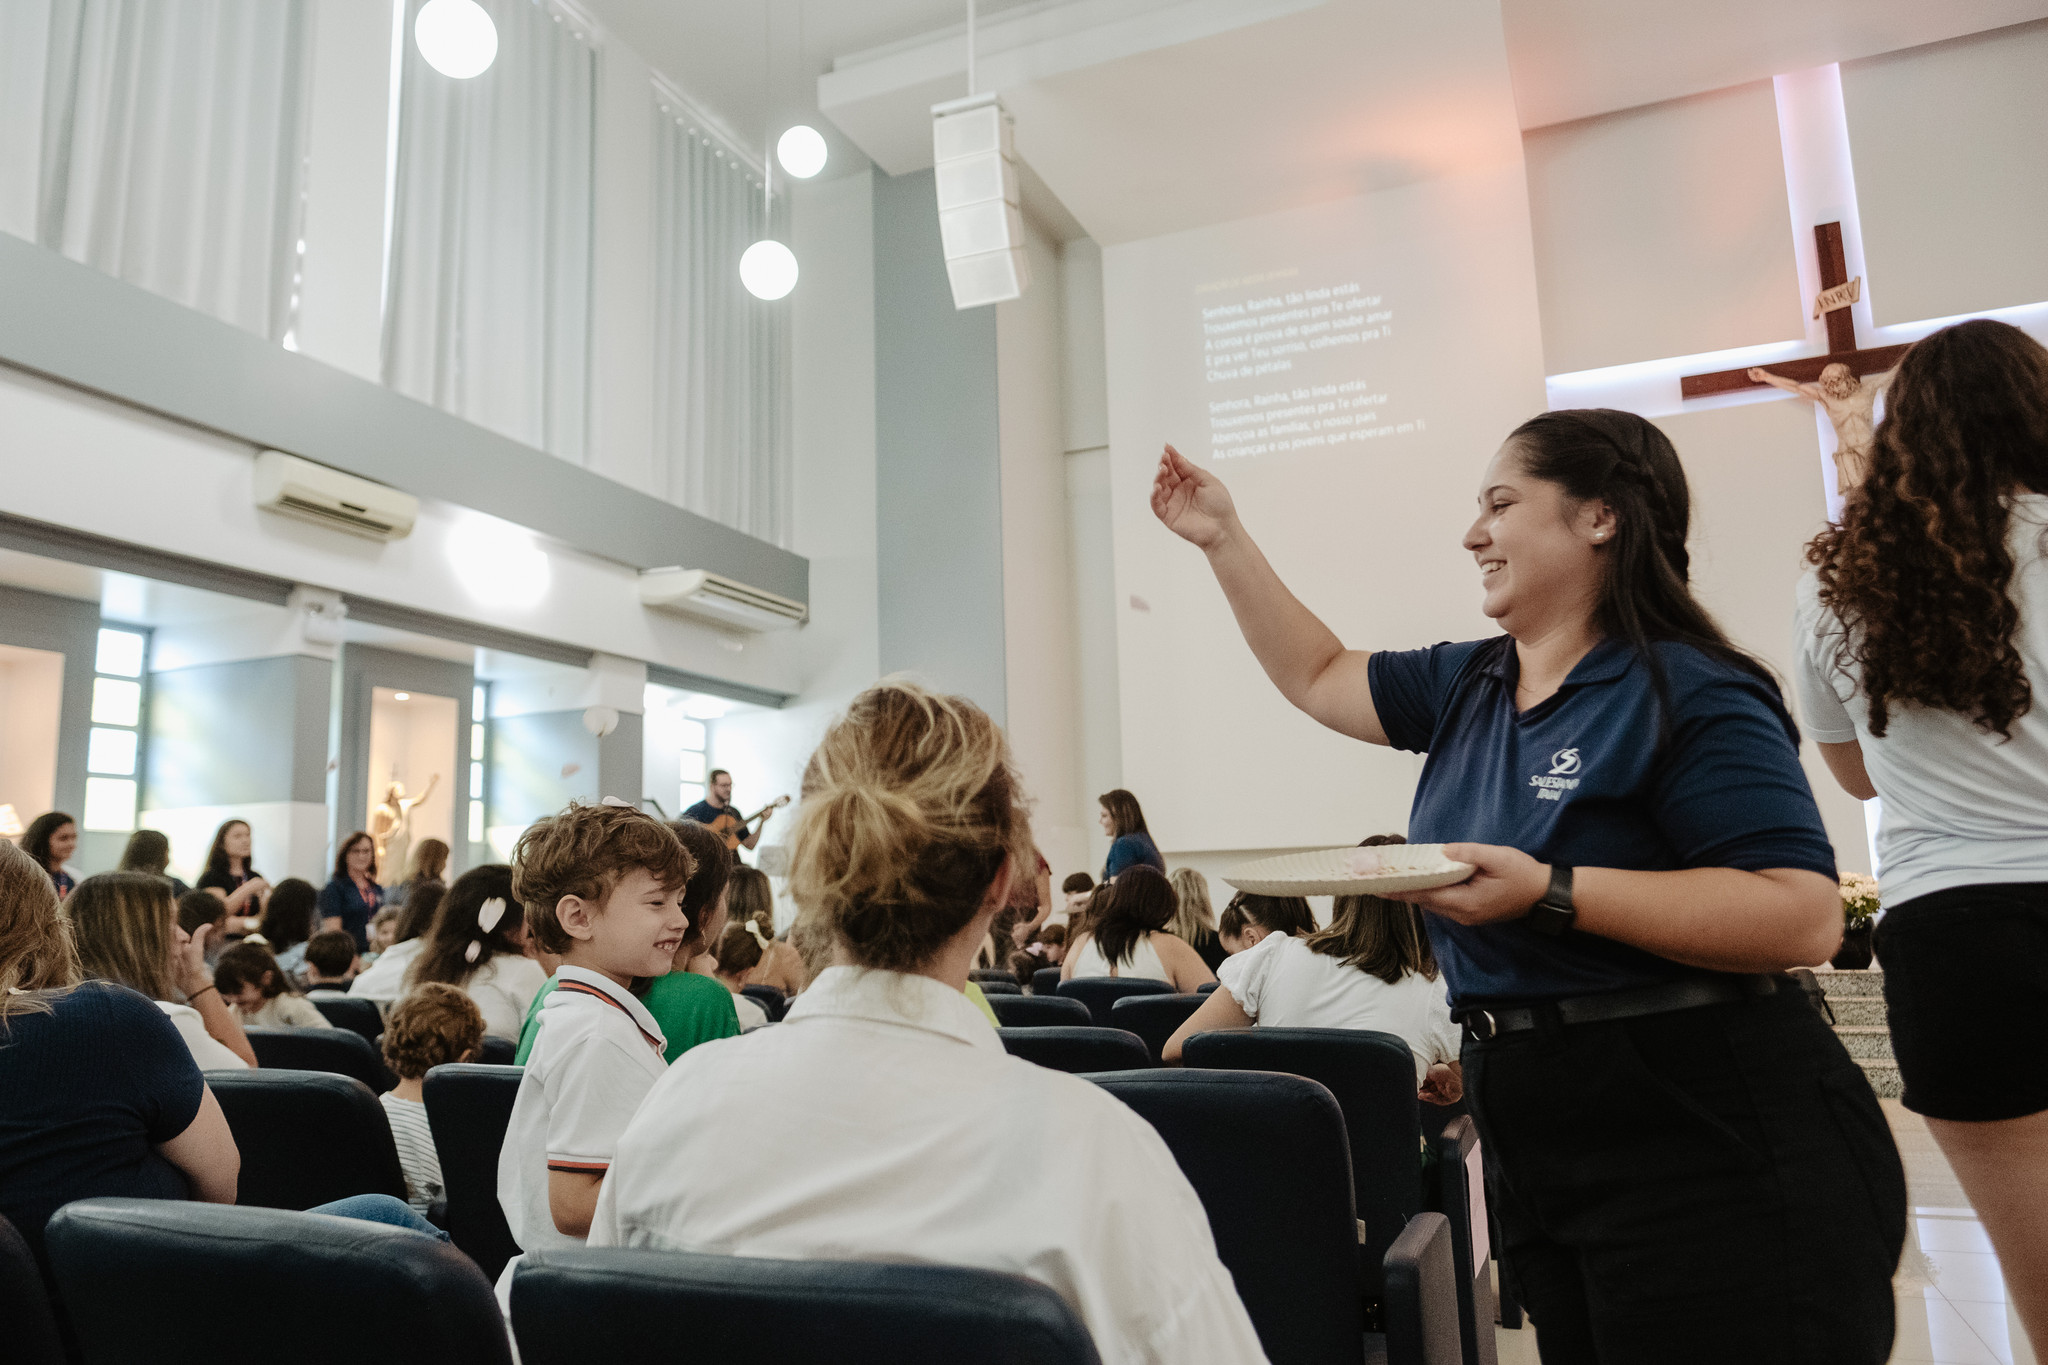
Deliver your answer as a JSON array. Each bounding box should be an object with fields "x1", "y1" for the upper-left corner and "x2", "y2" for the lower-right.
[
  {"x1": 1525, "y1": 80, "x2": 1804, "y2": 373},
  {"x1": 712, "y1": 169, "x2": 879, "y2": 927},
  {"x1": 297, "y1": 0, "x2": 393, "y2": 379},
  {"x1": 0, "y1": 644, "x2": 63, "y2": 829},
  {"x1": 996, "y1": 211, "x2": 1088, "y2": 881},
  {"x1": 1844, "y1": 19, "x2": 2048, "y2": 325}
]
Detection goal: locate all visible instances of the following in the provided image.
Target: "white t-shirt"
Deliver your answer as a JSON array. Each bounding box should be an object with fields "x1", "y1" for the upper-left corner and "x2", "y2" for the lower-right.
[
  {"x1": 155, "y1": 1001, "x2": 249, "y2": 1070},
  {"x1": 347, "y1": 938, "x2": 424, "y2": 1002},
  {"x1": 379, "y1": 1092, "x2": 444, "y2": 1215},
  {"x1": 1794, "y1": 494, "x2": 2048, "y2": 905},
  {"x1": 1216, "y1": 933, "x2": 1460, "y2": 1086},
  {"x1": 730, "y1": 991, "x2": 770, "y2": 1031},
  {"x1": 456, "y1": 953, "x2": 549, "y2": 1040},
  {"x1": 496, "y1": 966, "x2": 670, "y2": 1268},
  {"x1": 590, "y1": 967, "x2": 1270, "y2": 1365},
  {"x1": 233, "y1": 994, "x2": 333, "y2": 1029},
  {"x1": 1066, "y1": 931, "x2": 1172, "y2": 982}
]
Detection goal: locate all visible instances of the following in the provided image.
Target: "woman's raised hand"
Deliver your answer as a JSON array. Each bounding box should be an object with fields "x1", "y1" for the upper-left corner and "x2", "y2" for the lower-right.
[{"x1": 1151, "y1": 444, "x2": 1238, "y2": 551}]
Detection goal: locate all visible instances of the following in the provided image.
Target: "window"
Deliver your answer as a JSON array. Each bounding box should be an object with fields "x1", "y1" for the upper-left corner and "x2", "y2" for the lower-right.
[
  {"x1": 84, "y1": 627, "x2": 148, "y2": 832},
  {"x1": 469, "y1": 684, "x2": 489, "y2": 847},
  {"x1": 678, "y1": 716, "x2": 709, "y2": 814}
]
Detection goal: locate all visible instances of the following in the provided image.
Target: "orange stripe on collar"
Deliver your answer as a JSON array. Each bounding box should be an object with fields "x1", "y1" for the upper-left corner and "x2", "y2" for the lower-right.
[{"x1": 555, "y1": 981, "x2": 663, "y2": 1050}]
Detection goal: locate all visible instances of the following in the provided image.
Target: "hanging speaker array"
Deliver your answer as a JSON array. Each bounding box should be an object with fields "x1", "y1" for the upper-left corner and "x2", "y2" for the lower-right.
[{"x1": 932, "y1": 93, "x2": 1030, "y2": 309}]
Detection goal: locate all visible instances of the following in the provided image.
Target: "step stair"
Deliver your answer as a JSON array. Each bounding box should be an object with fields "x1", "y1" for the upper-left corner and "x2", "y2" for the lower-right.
[{"x1": 1814, "y1": 968, "x2": 1898, "y2": 1099}]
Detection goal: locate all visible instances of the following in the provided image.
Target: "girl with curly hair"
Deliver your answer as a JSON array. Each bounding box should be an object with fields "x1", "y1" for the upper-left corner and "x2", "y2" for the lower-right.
[{"x1": 1800, "y1": 317, "x2": 2048, "y2": 1350}]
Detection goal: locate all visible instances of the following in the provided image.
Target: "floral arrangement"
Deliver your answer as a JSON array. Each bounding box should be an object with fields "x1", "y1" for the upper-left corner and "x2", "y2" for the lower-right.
[{"x1": 1839, "y1": 872, "x2": 1881, "y2": 928}]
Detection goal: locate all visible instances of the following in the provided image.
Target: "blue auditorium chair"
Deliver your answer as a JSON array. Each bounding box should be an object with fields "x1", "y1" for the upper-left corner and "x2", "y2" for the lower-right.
[
  {"x1": 1108, "y1": 992, "x2": 1207, "y2": 1063},
  {"x1": 0, "y1": 1212, "x2": 65, "y2": 1365},
  {"x1": 1432, "y1": 1116, "x2": 1500, "y2": 1365},
  {"x1": 511, "y1": 1249, "x2": 1101, "y2": 1365},
  {"x1": 1086, "y1": 1069, "x2": 1362, "y2": 1365},
  {"x1": 1030, "y1": 966, "x2": 1062, "y2": 996},
  {"x1": 422, "y1": 1062, "x2": 525, "y2": 1280},
  {"x1": 244, "y1": 1025, "x2": 394, "y2": 1093},
  {"x1": 206, "y1": 1069, "x2": 407, "y2": 1211},
  {"x1": 997, "y1": 1026, "x2": 1149, "y2": 1074},
  {"x1": 740, "y1": 984, "x2": 788, "y2": 1021},
  {"x1": 46, "y1": 1199, "x2": 510, "y2": 1365},
  {"x1": 987, "y1": 994, "x2": 1092, "y2": 1028},
  {"x1": 1055, "y1": 976, "x2": 1174, "y2": 1027},
  {"x1": 309, "y1": 994, "x2": 384, "y2": 1048},
  {"x1": 976, "y1": 979, "x2": 1022, "y2": 995},
  {"x1": 1377, "y1": 1212, "x2": 1464, "y2": 1365},
  {"x1": 1182, "y1": 1028, "x2": 1422, "y2": 1305}
]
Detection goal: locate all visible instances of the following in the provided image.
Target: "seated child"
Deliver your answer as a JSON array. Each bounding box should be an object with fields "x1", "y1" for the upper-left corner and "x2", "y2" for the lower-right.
[
  {"x1": 177, "y1": 890, "x2": 229, "y2": 967},
  {"x1": 711, "y1": 921, "x2": 774, "y2": 1031},
  {"x1": 213, "y1": 942, "x2": 333, "y2": 1028},
  {"x1": 365, "y1": 906, "x2": 402, "y2": 960},
  {"x1": 496, "y1": 802, "x2": 695, "y2": 1299},
  {"x1": 513, "y1": 820, "x2": 739, "y2": 1065},
  {"x1": 1010, "y1": 920, "x2": 1067, "y2": 983},
  {"x1": 302, "y1": 930, "x2": 361, "y2": 994},
  {"x1": 1216, "y1": 891, "x2": 1315, "y2": 955},
  {"x1": 1054, "y1": 872, "x2": 1093, "y2": 925},
  {"x1": 380, "y1": 983, "x2": 485, "y2": 1214}
]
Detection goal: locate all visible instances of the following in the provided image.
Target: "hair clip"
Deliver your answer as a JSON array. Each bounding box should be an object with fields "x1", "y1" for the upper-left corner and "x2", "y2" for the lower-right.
[
  {"x1": 599, "y1": 795, "x2": 634, "y2": 808},
  {"x1": 464, "y1": 941, "x2": 482, "y2": 963},
  {"x1": 744, "y1": 920, "x2": 773, "y2": 952},
  {"x1": 477, "y1": 897, "x2": 507, "y2": 933}
]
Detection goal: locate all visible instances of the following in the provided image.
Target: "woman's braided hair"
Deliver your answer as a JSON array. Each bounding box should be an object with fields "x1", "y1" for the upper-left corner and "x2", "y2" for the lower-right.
[{"x1": 1507, "y1": 408, "x2": 1777, "y2": 711}]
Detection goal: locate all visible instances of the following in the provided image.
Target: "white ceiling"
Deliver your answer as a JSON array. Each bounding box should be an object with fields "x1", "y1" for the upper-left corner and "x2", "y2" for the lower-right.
[{"x1": 582, "y1": 0, "x2": 2048, "y2": 245}]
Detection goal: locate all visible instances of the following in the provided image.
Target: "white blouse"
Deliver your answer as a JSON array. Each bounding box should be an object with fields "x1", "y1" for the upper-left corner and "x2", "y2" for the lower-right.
[
  {"x1": 156, "y1": 1001, "x2": 249, "y2": 1070},
  {"x1": 1216, "y1": 932, "x2": 1460, "y2": 1085},
  {"x1": 1066, "y1": 931, "x2": 1172, "y2": 982},
  {"x1": 458, "y1": 953, "x2": 550, "y2": 1040}
]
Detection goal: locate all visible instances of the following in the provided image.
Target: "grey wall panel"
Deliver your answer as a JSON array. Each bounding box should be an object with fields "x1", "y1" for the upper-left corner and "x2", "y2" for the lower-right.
[
  {"x1": 0, "y1": 232, "x2": 807, "y2": 603},
  {"x1": 489, "y1": 709, "x2": 644, "y2": 833},
  {"x1": 0, "y1": 582, "x2": 98, "y2": 833},
  {"x1": 335, "y1": 644, "x2": 473, "y2": 873},
  {"x1": 147, "y1": 656, "x2": 331, "y2": 807},
  {"x1": 872, "y1": 169, "x2": 1008, "y2": 723}
]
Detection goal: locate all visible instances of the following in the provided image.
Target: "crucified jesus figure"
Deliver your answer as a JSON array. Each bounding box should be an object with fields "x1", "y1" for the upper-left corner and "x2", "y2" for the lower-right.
[{"x1": 1746, "y1": 362, "x2": 1892, "y2": 493}]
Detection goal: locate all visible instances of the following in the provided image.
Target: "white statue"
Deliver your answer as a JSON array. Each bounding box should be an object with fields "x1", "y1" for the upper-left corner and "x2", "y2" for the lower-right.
[
  {"x1": 1748, "y1": 362, "x2": 1893, "y2": 493},
  {"x1": 369, "y1": 773, "x2": 439, "y2": 882}
]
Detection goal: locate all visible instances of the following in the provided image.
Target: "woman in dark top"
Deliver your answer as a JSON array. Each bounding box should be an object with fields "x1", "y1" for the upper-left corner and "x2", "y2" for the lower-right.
[
  {"x1": 0, "y1": 840, "x2": 240, "y2": 1269},
  {"x1": 1152, "y1": 411, "x2": 1904, "y2": 1361},
  {"x1": 317, "y1": 831, "x2": 384, "y2": 953},
  {"x1": 195, "y1": 819, "x2": 268, "y2": 928},
  {"x1": 1097, "y1": 789, "x2": 1165, "y2": 880},
  {"x1": 20, "y1": 811, "x2": 78, "y2": 899}
]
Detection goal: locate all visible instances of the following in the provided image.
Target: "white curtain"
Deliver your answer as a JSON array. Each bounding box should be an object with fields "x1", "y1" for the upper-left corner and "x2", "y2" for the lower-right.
[
  {"x1": 383, "y1": 0, "x2": 595, "y2": 464},
  {"x1": 8, "y1": 0, "x2": 312, "y2": 340},
  {"x1": 652, "y1": 104, "x2": 792, "y2": 547}
]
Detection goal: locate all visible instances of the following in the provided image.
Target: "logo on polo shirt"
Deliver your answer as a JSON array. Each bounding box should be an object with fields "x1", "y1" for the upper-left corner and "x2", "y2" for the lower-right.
[{"x1": 1530, "y1": 747, "x2": 1583, "y2": 801}]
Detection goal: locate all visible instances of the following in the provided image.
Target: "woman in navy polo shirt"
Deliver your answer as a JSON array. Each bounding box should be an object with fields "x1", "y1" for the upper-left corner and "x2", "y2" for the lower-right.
[
  {"x1": 1153, "y1": 411, "x2": 1904, "y2": 1363},
  {"x1": 317, "y1": 830, "x2": 385, "y2": 953}
]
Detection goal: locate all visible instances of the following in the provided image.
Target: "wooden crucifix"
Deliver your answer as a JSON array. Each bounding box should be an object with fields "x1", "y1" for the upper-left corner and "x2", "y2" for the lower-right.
[{"x1": 1682, "y1": 223, "x2": 1909, "y2": 489}]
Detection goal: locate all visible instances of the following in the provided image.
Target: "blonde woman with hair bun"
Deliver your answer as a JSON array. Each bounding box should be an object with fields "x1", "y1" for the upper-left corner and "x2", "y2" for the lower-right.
[{"x1": 589, "y1": 680, "x2": 1270, "y2": 1365}]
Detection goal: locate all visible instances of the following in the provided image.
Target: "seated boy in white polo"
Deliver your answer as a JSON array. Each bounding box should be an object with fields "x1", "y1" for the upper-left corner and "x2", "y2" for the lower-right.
[{"x1": 495, "y1": 802, "x2": 696, "y2": 1300}]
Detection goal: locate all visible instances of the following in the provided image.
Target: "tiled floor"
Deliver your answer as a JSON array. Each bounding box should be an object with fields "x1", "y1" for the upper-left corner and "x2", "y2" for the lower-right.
[{"x1": 1489, "y1": 1101, "x2": 2033, "y2": 1365}]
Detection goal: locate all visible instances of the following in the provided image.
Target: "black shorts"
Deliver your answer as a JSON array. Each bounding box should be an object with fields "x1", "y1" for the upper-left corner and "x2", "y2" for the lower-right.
[{"x1": 1876, "y1": 880, "x2": 2048, "y2": 1122}]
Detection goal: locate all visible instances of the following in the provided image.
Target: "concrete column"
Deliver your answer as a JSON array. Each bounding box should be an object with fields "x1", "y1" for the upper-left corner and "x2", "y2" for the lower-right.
[{"x1": 489, "y1": 653, "x2": 647, "y2": 834}]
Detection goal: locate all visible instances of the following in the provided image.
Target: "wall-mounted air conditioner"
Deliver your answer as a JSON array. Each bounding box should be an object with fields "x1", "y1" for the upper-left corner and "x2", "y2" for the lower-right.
[
  {"x1": 253, "y1": 450, "x2": 418, "y2": 541},
  {"x1": 639, "y1": 568, "x2": 807, "y2": 632}
]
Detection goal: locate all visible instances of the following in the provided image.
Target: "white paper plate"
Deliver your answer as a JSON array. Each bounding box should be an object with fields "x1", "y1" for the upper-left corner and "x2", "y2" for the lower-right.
[{"x1": 1222, "y1": 844, "x2": 1475, "y2": 897}]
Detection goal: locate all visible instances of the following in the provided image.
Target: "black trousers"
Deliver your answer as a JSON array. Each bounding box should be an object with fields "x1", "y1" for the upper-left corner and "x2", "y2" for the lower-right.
[{"x1": 1463, "y1": 984, "x2": 1906, "y2": 1365}]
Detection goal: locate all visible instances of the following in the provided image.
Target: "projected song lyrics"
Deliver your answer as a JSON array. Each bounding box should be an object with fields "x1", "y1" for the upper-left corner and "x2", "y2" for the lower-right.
[{"x1": 1199, "y1": 279, "x2": 1419, "y2": 460}]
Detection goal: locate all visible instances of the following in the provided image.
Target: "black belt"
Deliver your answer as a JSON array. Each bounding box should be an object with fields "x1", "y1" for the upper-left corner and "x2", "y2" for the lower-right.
[{"x1": 1457, "y1": 973, "x2": 1779, "y2": 1042}]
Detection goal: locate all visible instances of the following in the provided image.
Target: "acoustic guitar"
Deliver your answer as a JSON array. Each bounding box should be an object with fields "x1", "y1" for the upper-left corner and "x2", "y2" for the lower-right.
[{"x1": 705, "y1": 795, "x2": 789, "y2": 850}]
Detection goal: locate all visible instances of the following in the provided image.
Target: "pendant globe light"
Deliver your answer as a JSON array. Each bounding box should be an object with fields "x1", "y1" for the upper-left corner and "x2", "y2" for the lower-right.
[
  {"x1": 415, "y1": 0, "x2": 498, "y2": 79},
  {"x1": 776, "y1": 125, "x2": 827, "y2": 179},
  {"x1": 742, "y1": 3, "x2": 798, "y2": 301}
]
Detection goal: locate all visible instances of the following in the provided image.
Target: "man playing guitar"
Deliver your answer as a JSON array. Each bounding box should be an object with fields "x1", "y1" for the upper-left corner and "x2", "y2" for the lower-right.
[{"x1": 683, "y1": 769, "x2": 785, "y2": 851}]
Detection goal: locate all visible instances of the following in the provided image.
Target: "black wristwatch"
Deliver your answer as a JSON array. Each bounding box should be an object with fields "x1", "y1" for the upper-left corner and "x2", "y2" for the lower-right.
[{"x1": 1526, "y1": 864, "x2": 1576, "y2": 937}]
